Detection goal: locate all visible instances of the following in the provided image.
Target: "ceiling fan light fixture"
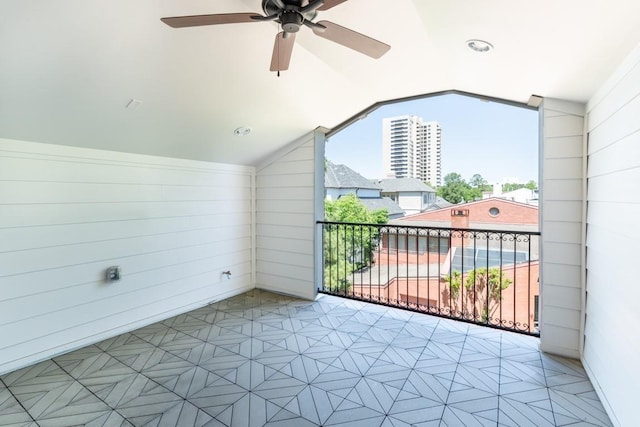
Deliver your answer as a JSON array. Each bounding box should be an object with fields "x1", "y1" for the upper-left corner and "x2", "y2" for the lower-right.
[
  {"x1": 466, "y1": 39, "x2": 493, "y2": 53},
  {"x1": 280, "y1": 10, "x2": 304, "y2": 33}
]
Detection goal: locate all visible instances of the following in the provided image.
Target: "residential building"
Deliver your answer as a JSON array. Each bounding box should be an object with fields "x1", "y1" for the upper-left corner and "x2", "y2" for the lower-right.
[
  {"x1": 382, "y1": 115, "x2": 442, "y2": 185},
  {"x1": 393, "y1": 197, "x2": 539, "y2": 231},
  {"x1": 357, "y1": 198, "x2": 540, "y2": 332},
  {"x1": 324, "y1": 160, "x2": 381, "y2": 201},
  {"x1": 377, "y1": 177, "x2": 437, "y2": 215},
  {"x1": 483, "y1": 184, "x2": 539, "y2": 205},
  {"x1": 417, "y1": 120, "x2": 442, "y2": 186},
  {"x1": 325, "y1": 161, "x2": 404, "y2": 218}
]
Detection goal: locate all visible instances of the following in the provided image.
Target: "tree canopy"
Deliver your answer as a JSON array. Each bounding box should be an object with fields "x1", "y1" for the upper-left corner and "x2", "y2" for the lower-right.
[
  {"x1": 437, "y1": 172, "x2": 483, "y2": 204},
  {"x1": 503, "y1": 180, "x2": 538, "y2": 192},
  {"x1": 323, "y1": 194, "x2": 388, "y2": 293},
  {"x1": 437, "y1": 173, "x2": 537, "y2": 203},
  {"x1": 325, "y1": 193, "x2": 388, "y2": 224}
]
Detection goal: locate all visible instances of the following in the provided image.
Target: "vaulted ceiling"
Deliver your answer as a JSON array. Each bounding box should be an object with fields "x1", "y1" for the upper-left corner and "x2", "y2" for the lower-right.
[{"x1": 1, "y1": 0, "x2": 639, "y2": 165}]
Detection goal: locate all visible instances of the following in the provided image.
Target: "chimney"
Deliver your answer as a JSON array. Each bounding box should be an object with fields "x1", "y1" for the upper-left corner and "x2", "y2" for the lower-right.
[
  {"x1": 450, "y1": 208, "x2": 470, "y2": 229},
  {"x1": 493, "y1": 182, "x2": 502, "y2": 197},
  {"x1": 450, "y1": 208, "x2": 469, "y2": 247}
]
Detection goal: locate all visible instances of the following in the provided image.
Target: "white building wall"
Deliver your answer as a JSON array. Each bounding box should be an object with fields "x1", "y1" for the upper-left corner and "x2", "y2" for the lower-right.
[
  {"x1": 539, "y1": 98, "x2": 585, "y2": 359},
  {"x1": 583, "y1": 44, "x2": 640, "y2": 427},
  {"x1": 356, "y1": 188, "x2": 381, "y2": 199},
  {"x1": 255, "y1": 131, "x2": 321, "y2": 300},
  {"x1": 0, "y1": 138, "x2": 254, "y2": 375},
  {"x1": 325, "y1": 187, "x2": 344, "y2": 201},
  {"x1": 396, "y1": 192, "x2": 423, "y2": 215}
]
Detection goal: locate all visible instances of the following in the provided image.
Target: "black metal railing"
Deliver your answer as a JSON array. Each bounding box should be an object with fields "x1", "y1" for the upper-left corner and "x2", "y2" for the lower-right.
[{"x1": 319, "y1": 221, "x2": 541, "y2": 335}]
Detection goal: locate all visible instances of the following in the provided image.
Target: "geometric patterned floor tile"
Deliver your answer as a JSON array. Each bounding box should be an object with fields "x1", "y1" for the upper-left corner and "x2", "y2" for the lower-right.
[
  {"x1": 0, "y1": 386, "x2": 34, "y2": 426},
  {"x1": 548, "y1": 389, "x2": 612, "y2": 427},
  {"x1": 442, "y1": 404, "x2": 498, "y2": 427},
  {"x1": 0, "y1": 289, "x2": 614, "y2": 427}
]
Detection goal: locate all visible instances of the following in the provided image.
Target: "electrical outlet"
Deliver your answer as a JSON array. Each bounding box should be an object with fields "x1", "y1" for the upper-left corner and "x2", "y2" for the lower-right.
[{"x1": 106, "y1": 266, "x2": 121, "y2": 283}]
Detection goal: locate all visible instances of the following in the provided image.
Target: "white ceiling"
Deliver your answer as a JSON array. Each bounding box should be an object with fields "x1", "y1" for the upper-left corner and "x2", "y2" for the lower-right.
[{"x1": 1, "y1": 0, "x2": 639, "y2": 165}]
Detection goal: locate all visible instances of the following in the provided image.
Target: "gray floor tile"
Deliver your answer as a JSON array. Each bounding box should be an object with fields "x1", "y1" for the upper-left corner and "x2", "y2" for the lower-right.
[
  {"x1": 0, "y1": 386, "x2": 35, "y2": 426},
  {"x1": 0, "y1": 289, "x2": 613, "y2": 427},
  {"x1": 499, "y1": 396, "x2": 557, "y2": 427}
]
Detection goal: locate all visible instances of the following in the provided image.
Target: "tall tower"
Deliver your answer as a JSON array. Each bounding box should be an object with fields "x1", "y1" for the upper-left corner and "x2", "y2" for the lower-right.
[
  {"x1": 418, "y1": 121, "x2": 442, "y2": 187},
  {"x1": 382, "y1": 115, "x2": 419, "y2": 179},
  {"x1": 382, "y1": 115, "x2": 441, "y2": 185}
]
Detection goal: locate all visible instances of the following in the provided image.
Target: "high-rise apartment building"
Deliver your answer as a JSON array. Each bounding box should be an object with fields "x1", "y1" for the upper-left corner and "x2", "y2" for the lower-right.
[{"x1": 382, "y1": 115, "x2": 442, "y2": 186}]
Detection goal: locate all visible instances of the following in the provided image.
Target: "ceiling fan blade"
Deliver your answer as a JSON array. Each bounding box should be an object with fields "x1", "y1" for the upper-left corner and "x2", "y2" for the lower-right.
[
  {"x1": 270, "y1": 32, "x2": 296, "y2": 72},
  {"x1": 317, "y1": 0, "x2": 348, "y2": 11},
  {"x1": 312, "y1": 20, "x2": 390, "y2": 59},
  {"x1": 161, "y1": 12, "x2": 260, "y2": 28}
]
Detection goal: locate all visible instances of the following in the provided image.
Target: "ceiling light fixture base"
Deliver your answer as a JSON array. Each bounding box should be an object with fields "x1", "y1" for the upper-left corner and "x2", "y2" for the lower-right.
[
  {"x1": 466, "y1": 39, "x2": 493, "y2": 53},
  {"x1": 233, "y1": 126, "x2": 252, "y2": 136}
]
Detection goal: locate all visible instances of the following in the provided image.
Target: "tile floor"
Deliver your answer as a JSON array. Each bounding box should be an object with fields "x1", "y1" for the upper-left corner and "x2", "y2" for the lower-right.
[{"x1": 0, "y1": 289, "x2": 612, "y2": 427}]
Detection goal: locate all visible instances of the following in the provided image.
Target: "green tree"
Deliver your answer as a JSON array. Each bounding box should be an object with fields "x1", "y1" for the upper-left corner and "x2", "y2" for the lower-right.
[
  {"x1": 437, "y1": 173, "x2": 466, "y2": 204},
  {"x1": 503, "y1": 181, "x2": 538, "y2": 192},
  {"x1": 469, "y1": 173, "x2": 492, "y2": 193},
  {"x1": 323, "y1": 194, "x2": 388, "y2": 293},
  {"x1": 469, "y1": 173, "x2": 487, "y2": 188},
  {"x1": 437, "y1": 172, "x2": 481, "y2": 204},
  {"x1": 444, "y1": 267, "x2": 512, "y2": 322},
  {"x1": 502, "y1": 182, "x2": 525, "y2": 192}
]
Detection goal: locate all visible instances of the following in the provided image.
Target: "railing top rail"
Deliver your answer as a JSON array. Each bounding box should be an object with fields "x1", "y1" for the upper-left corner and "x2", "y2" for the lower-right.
[{"x1": 317, "y1": 220, "x2": 541, "y2": 236}]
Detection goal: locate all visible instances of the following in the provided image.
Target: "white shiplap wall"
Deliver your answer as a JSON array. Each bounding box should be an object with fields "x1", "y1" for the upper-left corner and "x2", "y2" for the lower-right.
[
  {"x1": 255, "y1": 131, "x2": 322, "y2": 300},
  {"x1": 539, "y1": 98, "x2": 585, "y2": 359},
  {"x1": 583, "y1": 44, "x2": 640, "y2": 427},
  {"x1": 0, "y1": 138, "x2": 254, "y2": 375}
]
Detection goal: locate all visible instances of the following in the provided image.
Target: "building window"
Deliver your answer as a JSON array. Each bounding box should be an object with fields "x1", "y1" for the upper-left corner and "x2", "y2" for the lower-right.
[
  {"x1": 387, "y1": 234, "x2": 449, "y2": 254},
  {"x1": 489, "y1": 207, "x2": 500, "y2": 217}
]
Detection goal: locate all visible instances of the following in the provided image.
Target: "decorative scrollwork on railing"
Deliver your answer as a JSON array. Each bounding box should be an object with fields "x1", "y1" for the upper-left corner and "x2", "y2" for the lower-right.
[{"x1": 319, "y1": 220, "x2": 540, "y2": 336}]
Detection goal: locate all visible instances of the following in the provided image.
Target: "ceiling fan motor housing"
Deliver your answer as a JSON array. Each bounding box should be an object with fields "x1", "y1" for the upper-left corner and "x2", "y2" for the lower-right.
[
  {"x1": 261, "y1": 0, "x2": 318, "y2": 33},
  {"x1": 280, "y1": 10, "x2": 304, "y2": 32}
]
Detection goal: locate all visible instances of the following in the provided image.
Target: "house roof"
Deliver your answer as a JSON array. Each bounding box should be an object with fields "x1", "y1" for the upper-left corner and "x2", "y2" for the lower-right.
[
  {"x1": 425, "y1": 197, "x2": 454, "y2": 211},
  {"x1": 393, "y1": 197, "x2": 539, "y2": 230},
  {"x1": 360, "y1": 197, "x2": 404, "y2": 217},
  {"x1": 325, "y1": 161, "x2": 381, "y2": 190},
  {"x1": 404, "y1": 197, "x2": 538, "y2": 218},
  {"x1": 2, "y1": 1, "x2": 640, "y2": 165},
  {"x1": 378, "y1": 178, "x2": 435, "y2": 193}
]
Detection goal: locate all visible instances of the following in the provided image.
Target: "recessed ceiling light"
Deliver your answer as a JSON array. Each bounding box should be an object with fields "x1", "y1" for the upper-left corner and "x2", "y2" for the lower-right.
[
  {"x1": 466, "y1": 39, "x2": 493, "y2": 53},
  {"x1": 233, "y1": 126, "x2": 252, "y2": 136}
]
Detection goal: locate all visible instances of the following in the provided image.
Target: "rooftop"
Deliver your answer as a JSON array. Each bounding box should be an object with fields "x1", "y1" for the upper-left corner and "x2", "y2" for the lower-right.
[
  {"x1": 359, "y1": 197, "x2": 405, "y2": 217},
  {"x1": 325, "y1": 161, "x2": 381, "y2": 191},
  {"x1": 378, "y1": 178, "x2": 436, "y2": 193}
]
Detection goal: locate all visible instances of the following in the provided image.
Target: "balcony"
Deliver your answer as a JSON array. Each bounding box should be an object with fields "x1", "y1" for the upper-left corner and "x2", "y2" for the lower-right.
[{"x1": 320, "y1": 221, "x2": 541, "y2": 335}]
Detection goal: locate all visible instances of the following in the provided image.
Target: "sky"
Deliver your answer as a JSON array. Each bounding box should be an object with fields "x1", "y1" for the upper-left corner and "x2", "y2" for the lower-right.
[{"x1": 325, "y1": 93, "x2": 539, "y2": 185}]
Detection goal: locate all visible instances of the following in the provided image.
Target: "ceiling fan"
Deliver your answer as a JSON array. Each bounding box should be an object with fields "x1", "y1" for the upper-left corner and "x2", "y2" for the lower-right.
[{"x1": 161, "y1": 0, "x2": 390, "y2": 73}]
